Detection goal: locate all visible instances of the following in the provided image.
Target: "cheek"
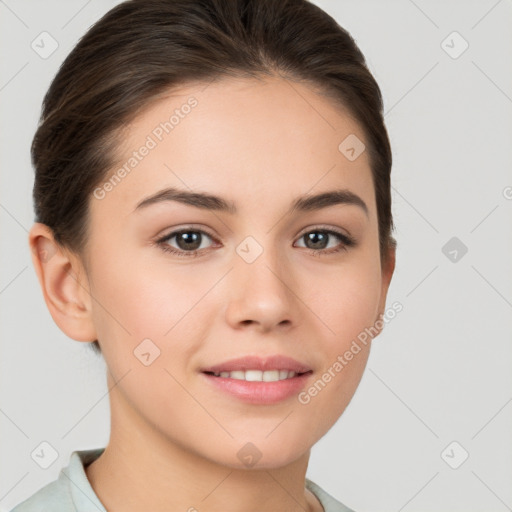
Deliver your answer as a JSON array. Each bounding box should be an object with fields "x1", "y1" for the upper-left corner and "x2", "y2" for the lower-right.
[
  {"x1": 88, "y1": 258, "x2": 170, "y2": 341},
  {"x1": 86, "y1": 245, "x2": 208, "y2": 371},
  {"x1": 303, "y1": 255, "x2": 381, "y2": 410},
  {"x1": 313, "y1": 259, "x2": 382, "y2": 349},
  {"x1": 298, "y1": 271, "x2": 380, "y2": 437}
]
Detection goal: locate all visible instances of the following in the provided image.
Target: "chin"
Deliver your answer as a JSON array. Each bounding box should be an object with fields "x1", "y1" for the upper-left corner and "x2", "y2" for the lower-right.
[{"x1": 203, "y1": 435, "x2": 312, "y2": 471}]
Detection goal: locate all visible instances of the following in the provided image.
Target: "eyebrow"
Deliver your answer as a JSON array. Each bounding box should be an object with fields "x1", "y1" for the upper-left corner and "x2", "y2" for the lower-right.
[{"x1": 134, "y1": 186, "x2": 368, "y2": 216}]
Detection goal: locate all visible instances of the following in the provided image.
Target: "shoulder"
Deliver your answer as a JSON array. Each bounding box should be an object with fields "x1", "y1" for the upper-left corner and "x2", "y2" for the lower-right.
[
  {"x1": 10, "y1": 448, "x2": 106, "y2": 512},
  {"x1": 9, "y1": 477, "x2": 73, "y2": 512},
  {"x1": 305, "y1": 478, "x2": 356, "y2": 512}
]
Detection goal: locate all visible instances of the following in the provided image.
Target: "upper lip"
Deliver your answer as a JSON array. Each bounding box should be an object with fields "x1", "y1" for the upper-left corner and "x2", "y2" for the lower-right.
[{"x1": 201, "y1": 355, "x2": 313, "y2": 374}]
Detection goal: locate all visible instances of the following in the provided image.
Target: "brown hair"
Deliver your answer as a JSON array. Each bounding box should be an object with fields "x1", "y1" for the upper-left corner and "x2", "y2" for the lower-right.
[{"x1": 31, "y1": 0, "x2": 396, "y2": 356}]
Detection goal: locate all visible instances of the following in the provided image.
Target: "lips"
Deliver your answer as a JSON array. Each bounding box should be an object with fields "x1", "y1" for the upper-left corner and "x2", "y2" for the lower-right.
[
  {"x1": 201, "y1": 357, "x2": 314, "y2": 404},
  {"x1": 200, "y1": 354, "x2": 313, "y2": 375}
]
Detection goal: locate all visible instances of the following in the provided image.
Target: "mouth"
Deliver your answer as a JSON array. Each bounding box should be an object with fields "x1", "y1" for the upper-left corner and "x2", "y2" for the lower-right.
[
  {"x1": 199, "y1": 354, "x2": 314, "y2": 404},
  {"x1": 202, "y1": 369, "x2": 313, "y2": 382}
]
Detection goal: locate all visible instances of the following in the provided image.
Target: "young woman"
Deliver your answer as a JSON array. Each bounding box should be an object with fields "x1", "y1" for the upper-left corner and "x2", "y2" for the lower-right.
[{"x1": 15, "y1": 0, "x2": 396, "y2": 510}]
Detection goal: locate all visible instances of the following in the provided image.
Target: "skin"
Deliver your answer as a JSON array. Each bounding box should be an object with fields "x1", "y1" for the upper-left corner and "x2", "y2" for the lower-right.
[{"x1": 29, "y1": 75, "x2": 395, "y2": 512}]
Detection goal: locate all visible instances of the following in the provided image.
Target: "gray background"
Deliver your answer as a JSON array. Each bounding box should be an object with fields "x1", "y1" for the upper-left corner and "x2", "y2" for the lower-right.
[{"x1": 1, "y1": 1, "x2": 511, "y2": 511}]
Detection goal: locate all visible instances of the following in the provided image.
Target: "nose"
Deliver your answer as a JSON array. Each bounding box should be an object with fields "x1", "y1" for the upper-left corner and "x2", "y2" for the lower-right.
[{"x1": 224, "y1": 242, "x2": 299, "y2": 333}]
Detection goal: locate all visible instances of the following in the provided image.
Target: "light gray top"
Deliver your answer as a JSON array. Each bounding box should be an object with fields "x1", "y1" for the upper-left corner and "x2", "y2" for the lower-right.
[{"x1": 11, "y1": 447, "x2": 355, "y2": 512}]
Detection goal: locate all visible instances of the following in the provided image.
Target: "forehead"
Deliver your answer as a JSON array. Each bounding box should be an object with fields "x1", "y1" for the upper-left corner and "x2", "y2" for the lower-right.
[{"x1": 93, "y1": 75, "x2": 375, "y2": 220}]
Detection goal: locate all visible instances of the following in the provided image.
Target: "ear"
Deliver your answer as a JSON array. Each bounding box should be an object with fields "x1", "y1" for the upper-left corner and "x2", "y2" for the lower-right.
[
  {"x1": 29, "y1": 222, "x2": 97, "y2": 342},
  {"x1": 376, "y1": 241, "x2": 396, "y2": 324}
]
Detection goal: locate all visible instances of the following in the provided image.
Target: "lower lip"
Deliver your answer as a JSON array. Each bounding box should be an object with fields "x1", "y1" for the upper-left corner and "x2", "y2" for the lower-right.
[{"x1": 201, "y1": 371, "x2": 313, "y2": 405}]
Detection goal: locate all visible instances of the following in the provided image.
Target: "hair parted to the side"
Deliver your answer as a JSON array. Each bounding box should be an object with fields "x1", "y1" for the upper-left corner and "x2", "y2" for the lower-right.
[{"x1": 32, "y1": 0, "x2": 396, "y2": 356}]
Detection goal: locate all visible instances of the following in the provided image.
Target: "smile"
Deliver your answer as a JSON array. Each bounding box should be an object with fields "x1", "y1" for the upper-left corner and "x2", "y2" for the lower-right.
[{"x1": 204, "y1": 369, "x2": 310, "y2": 381}]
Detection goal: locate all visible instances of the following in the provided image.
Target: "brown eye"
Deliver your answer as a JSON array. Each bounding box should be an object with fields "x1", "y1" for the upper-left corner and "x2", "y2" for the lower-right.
[
  {"x1": 295, "y1": 229, "x2": 355, "y2": 255},
  {"x1": 157, "y1": 228, "x2": 216, "y2": 257},
  {"x1": 172, "y1": 231, "x2": 204, "y2": 251}
]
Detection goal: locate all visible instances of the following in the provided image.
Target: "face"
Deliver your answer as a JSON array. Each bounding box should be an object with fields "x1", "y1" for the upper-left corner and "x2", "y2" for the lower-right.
[{"x1": 73, "y1": 75, "x2": 393, "y2": 468}]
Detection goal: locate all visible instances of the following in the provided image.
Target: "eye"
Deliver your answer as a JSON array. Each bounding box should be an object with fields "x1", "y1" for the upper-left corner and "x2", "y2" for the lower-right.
[
  {"x1": 156, "y1": 227, "x2": 217, "y2": 258},
  {"x1": 294, "y1": 228, "x2": 355, "y2": 256}
]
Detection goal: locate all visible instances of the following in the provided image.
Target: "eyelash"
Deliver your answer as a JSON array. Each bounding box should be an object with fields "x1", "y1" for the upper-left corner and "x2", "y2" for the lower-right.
[{"x1": 154, "y1": 225, "x2": 356, "y2": 258}]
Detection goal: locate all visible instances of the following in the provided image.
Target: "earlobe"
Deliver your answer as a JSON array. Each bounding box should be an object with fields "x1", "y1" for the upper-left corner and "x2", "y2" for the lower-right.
[{"x1": 29, "y1": 222, "x2": 97, "y2": 342}]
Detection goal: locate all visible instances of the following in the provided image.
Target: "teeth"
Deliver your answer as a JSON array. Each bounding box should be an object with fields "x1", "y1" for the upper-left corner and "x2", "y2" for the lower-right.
[
  {"x1": 245, "y1": 370, "x2": 263, "y2": 381},
  {"x1": 263, "y1": 370, "x2": 279, "y2": 382},
  {"x1": 211, "y1": 369, "x2": 299, "y2": 381}
]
